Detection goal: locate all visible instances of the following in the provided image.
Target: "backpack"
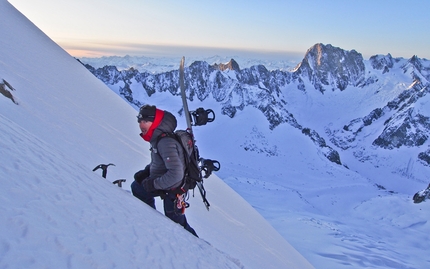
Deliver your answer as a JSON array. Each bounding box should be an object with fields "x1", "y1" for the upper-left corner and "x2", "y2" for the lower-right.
[
  {"x1": 155, "y1": 129, "x2": 202, "y2": 195},
  {"x1": 155, "y1": 129, "x2": 220, "y2": 210}
]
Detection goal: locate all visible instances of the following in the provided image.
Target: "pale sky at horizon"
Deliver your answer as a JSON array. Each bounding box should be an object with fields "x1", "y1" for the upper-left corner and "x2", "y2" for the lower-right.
[{"x1": 7, "y1": 0, "x2": 430, "y2": 60}]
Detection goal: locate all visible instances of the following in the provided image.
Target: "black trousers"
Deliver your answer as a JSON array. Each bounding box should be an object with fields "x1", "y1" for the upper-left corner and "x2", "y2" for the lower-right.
[{"x1": 131, "y1": 181, "x2": 198, "y2": 237}]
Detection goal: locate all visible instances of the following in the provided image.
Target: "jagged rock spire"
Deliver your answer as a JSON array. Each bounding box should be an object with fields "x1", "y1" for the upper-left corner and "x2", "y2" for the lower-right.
[{"x1": 212, "y1": 59, "x2": 241, "y2": 72}]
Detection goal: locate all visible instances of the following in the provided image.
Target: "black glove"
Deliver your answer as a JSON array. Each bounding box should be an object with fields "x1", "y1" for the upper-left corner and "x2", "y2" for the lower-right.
[
  {"x1": 142, "y1": 177, "x2": 156, "y2": 193},
  {"x1": 134, "y1": 165, "x2": 150, "y2": 184}
]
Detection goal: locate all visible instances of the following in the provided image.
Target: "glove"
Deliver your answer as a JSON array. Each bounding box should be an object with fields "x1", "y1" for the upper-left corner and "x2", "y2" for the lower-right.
[
  {"x1": 142, "y1": 177, "x2": 156, "y2": 193},
  {"x1": 134, "y1": 165, "x2": 150, "y2": 184}
]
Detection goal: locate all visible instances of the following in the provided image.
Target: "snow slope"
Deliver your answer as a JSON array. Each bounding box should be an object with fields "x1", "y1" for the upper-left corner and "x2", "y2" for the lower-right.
[{"x1": 0, "y1": 1, "x2": 314, "y2": 268}]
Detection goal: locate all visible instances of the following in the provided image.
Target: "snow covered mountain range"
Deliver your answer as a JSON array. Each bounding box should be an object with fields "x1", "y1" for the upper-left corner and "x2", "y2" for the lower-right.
[{"x1": 80, "y1": 45, "x2": 430, "y2": 186}]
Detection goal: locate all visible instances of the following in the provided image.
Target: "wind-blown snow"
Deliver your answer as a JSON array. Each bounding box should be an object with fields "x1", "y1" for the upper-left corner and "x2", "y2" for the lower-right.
[{"x1": 0, "y1": 1, "x2": 313, "y2": 268}]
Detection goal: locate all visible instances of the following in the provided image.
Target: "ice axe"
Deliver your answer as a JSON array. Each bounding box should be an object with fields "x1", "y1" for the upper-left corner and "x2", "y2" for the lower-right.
[
  {"x1": 112, "y1": 179, "x2": 126, "y2": 188},
  {"x1": 92, "y1": 163, "x2": 115, "y2": 178}
]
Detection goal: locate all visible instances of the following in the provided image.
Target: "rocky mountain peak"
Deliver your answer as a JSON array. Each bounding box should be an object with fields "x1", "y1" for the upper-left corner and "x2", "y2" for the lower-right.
[
  {"x1": 406, "y1": 55, "x2": 424, "y2": 72},
  {"x1": 402, "y1": 55, "x2": 430, "y2": 83},
  {"x1": 294, "y1": 43, "x2": 366, "y2": 92},
  {"x1": 212, "y1": 58, "x2": 241, "y2": 72},
  {"x1": 369, "y1": 53, "x2": 394, "y2": 73}
]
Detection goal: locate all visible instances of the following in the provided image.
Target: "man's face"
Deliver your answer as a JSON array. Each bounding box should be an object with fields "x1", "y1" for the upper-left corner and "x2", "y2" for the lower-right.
[{"x1": 139, "y1": 120, "x2": 153, "y2": 135}]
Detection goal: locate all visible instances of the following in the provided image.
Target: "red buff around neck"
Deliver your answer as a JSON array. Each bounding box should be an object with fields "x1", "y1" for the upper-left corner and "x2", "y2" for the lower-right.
[{"x1": 141, "y1": 109, "x2": 164, "y2": 142}]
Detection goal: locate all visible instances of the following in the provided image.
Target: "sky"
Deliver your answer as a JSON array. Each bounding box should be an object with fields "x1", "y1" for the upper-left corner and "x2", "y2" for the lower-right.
[{"x1": 7, "y1": 0, "x2": 430, "y2": 60}]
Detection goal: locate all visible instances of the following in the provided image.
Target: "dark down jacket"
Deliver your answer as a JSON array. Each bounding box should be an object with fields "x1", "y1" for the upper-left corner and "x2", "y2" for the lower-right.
[{"x1": 148, "y1": 111, "x2": 185, "y2": 190}]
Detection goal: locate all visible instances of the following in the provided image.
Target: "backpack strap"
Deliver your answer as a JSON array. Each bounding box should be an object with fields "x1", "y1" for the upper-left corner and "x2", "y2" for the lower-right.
[{"x1": 153, "y1": 132, "x2": 175, "y2": 154}]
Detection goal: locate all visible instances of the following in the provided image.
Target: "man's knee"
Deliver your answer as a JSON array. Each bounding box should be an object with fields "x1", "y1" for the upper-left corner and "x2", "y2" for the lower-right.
[{"x1": 131, "y1": 181, "x2": 156, "y2": 209}]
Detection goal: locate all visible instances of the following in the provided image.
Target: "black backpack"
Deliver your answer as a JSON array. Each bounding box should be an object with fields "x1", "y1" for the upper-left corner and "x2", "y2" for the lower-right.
[
  {"x1": 155, "y1": 129, "x2": 220, "y2": 209},
  {"x1": 155, "y1": 130, "x2": 202, "y2": 194}
]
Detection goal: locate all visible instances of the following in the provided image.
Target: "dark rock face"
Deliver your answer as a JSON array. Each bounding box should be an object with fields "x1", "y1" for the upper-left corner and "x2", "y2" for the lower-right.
[
  {"x1": 413, "y1": 183, "x2": 430, "y2": 203},
  {"x1": 373, "y1": 108, "x2": 430, "y2": 149},
  {"x1": 294, "y1": 43, "x2": 366, "y2": 92},
  {"x1": 369, "y1": 54, "x2": 395, "y2": 74},
  {"x1": 302, "y1": 128, "x2": 341, "y2": 165},
  {"x1": 212, "y1": 59, "x2": 241, "y2": 72}
]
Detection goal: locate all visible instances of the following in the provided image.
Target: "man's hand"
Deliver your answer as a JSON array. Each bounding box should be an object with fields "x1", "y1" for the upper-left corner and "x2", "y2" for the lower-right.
[
  {"x1": 142, "y1": 178, "x2": 156, "y2": 192},
  {"x1": 134, "y1": 166, "x2": 150, "y2": 184}
]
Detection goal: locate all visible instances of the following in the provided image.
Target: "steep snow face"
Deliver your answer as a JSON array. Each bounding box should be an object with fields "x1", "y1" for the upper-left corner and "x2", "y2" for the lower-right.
[
  {"x1": 0, "y1": 114, "x2": 239, "y2": 269},
  {"x1": 0, "y1": 1, "x2": 314, "y2": 269}
]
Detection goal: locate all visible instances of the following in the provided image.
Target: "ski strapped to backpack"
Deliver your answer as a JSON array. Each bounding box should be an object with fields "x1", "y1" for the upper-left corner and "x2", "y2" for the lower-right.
[{"x1": 173, "y1": 56, "x2": 220, "y2": 211}]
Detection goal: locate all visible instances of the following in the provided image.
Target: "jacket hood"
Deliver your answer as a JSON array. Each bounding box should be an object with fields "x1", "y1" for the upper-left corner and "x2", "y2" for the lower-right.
[{"x1": 149, "y1": 110, "x2": 177, "y2": 143}]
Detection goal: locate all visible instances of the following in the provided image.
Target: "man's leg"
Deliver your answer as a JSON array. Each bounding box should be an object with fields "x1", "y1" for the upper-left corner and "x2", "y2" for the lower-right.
[
  {"x1": 163, "y1": 193, "x2": 198, "y2": 237},
  {"x1": 131, "y1": 181, "x2": 156, "y2": 209}
]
